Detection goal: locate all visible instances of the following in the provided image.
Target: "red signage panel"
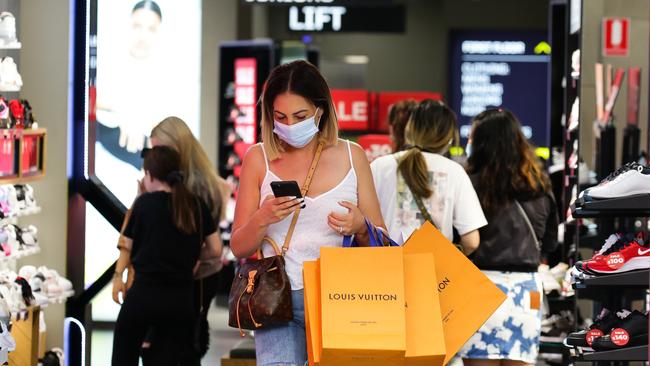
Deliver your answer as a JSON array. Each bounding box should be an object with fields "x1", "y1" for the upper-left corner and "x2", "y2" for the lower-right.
[
  {"x1": 357, "y1": 134, "x2": 392, "y2": 162},
  {"x1": 331, "y1": 89, "x2": 370, "y2": 131},
  {"x1": 376, "y1": 91, "x2": 443, "y2": 132},
  {"x1": 603, "y1": 17, "x2": 630, "y2": 57}
]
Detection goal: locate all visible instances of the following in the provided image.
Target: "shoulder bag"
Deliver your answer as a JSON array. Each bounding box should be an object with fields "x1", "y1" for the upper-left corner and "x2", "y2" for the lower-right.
[
  {"x1": 514, "y1": 200, "x2": 541, "y2": 250},
  {"x1": 228, "y1": 142, "x2": 324, "y2": 336}
]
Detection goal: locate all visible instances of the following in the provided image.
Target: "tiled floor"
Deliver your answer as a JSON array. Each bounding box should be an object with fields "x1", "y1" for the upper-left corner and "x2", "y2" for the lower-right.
[{"x1": 90, "y1": 302, "x2": 244, "y2": 365}]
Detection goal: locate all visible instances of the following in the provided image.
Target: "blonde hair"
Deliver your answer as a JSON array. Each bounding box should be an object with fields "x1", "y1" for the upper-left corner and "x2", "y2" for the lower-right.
[
  {"x1": 399, "y1": 100, "x2": 458, "y2": 198},
  {"x1": 151, "y1": 116, "x2": 225, "y2": 220},
  {"x1": 260, "y1": 60, "x2": 338, "y2": 161}
]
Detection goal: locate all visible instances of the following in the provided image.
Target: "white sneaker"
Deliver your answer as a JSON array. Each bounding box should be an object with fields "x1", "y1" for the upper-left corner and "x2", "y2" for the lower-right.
[
  {"x1": 0, "y1": 57, "x2": 21, "y2": 92},
  {"x1": 0, "y1": 12, "x2": 18, "y2": 48},
  {"x1": 587, "y1": 164, "x2": 650, "y2": 199},
  {"x1": 0, "y1": 321, "x2": 15, "y2": 352}
]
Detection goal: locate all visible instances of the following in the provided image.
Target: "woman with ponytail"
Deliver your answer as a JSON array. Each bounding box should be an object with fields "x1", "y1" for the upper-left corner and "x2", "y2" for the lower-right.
[
  {"x1": 111, "y1": 146, "x2": 222, "y2": 366},
  {"x1": 371, "y1": 99, "x2": 486, "y2": 253}
]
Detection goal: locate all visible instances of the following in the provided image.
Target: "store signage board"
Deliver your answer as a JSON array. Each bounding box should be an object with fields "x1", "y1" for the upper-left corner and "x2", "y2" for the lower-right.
[
  {"x1": 603, "y1": 17, "x2": 630, "y2": 57},
  {"x1": 449, "y1": 30, "x2": 550, "y2": 148},
  {"x1": 330, "y1": 89, "x2": 369, "y2": 131},
  {"x1": 287, "y1": 5, "x2": 405, "y2": 33},
  {"x1": 234, "y1": 58, "x2": 258, "y2": 144},
  {"x1": 376, "y1": 92, "x2": 443, "y2": 133}
]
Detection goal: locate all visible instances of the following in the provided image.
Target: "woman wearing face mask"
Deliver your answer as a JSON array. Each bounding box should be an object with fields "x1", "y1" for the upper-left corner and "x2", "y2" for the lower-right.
[
  {"x1": 371, "y1": 99, "x2": 486, "y2": 249},
  {"x1": 231, "y1": 60, "x2": 386, "y2": 366}
]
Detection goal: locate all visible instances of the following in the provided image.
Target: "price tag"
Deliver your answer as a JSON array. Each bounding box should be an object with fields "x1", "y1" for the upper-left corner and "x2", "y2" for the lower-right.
[
  {"x1": 610, "y1": 328, "x2": 630, "y2": 346},
  {"x1": 586, "y1": 329, "x2": 604, "y2": 346},
  {"x1": 606, "y1": 253, "x2": 625, "y2": 269}
]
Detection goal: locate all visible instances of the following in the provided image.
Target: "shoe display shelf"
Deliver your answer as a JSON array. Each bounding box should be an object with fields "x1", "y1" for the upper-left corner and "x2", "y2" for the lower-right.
[
  {"x1": 569, "y1": 202, "x2": 649, "y2": 362},
  {"x1": 8, "y1": 306, "x2": 40, "y2": 366},
  {"x1": 0, "y1": 128, "x2": 46, "y2": 184},
  {"x1": 571, "y1": 194, "x2": 650, "y2": 218}
]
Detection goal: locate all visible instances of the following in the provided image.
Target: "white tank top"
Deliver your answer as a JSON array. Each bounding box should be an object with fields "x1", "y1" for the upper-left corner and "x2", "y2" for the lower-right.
[{"x1": 259, "y1": 141, "x2": 358, "y2": 290}]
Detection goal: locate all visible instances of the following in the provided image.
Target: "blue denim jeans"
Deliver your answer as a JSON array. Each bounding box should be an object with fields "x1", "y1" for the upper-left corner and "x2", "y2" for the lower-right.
[{"x1": 254, "y1": 289, "x2": 307, "y2": 366}]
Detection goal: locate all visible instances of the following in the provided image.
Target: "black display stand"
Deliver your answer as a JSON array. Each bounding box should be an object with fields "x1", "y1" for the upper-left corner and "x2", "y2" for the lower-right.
[{"x1": 569, "y1": 201, "x2": 650, "y2": 363}]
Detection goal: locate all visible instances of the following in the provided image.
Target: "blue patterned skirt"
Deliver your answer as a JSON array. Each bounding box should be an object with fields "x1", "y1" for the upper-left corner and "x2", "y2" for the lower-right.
[{"x1": 458, "y1": 271, "x2": 542, "y2": 363}]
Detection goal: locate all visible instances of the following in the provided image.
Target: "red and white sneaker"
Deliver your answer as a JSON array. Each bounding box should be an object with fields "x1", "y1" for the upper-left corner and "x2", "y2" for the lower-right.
[{"x1": 585, "y1": 240, "x2": 650, "y2": 274}]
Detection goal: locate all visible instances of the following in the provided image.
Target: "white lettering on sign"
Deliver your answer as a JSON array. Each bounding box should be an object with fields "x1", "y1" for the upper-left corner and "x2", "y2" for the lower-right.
[
  {"x1": 461, "y1": 41, "x2": 526, "y2": 55},
  {"x1": 459, "y1": 62, "x2": 510, "y2": 117},
  {"x1": 289, "y1": 6, "x2": 347, "y2": 31},
  {"x1": 247, "y1": 0, "x2": 333, "y2": 3},
  {"x1": 337, "y1": 100, "x2": 367, "y2": 122}
]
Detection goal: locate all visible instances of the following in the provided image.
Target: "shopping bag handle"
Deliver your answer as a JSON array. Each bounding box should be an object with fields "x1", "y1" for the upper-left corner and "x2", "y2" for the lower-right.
[{"x1": 342, "y1": 219, "x2": 399, "y2": 248}]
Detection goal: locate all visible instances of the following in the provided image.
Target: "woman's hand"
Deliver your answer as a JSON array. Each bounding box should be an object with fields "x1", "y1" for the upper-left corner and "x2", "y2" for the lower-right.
[
  {"x1": 327, "y1": 201, "x2": 367, "y2": 236},
  {"x1": 112, "y1": 276, "x2": 126, "y2": 305},
  {"x1": 253, "y1": 195, "x2": 304, "y2": 227}
]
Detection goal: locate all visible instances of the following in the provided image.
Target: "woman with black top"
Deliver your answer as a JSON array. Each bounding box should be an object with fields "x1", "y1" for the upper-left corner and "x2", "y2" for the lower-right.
[
  {"x1": 111, "y1": 146, "x2": 222, "y2": 366},
  {"x1": 459, "y1": 109, "x2": 558, "y2": 366}
]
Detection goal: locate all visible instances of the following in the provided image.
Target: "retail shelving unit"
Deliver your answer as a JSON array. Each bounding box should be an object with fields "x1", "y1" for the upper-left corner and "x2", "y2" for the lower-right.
[{"x1": 569, "y1": 200, "x2": 650, "y2": 363}]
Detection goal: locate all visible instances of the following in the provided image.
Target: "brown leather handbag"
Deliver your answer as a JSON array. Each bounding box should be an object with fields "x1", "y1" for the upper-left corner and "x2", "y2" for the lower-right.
[{"x1": 228, "y1": 142, "x2": 324, "y2": 336}]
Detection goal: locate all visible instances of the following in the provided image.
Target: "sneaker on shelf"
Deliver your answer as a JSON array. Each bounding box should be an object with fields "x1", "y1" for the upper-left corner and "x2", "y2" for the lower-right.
[
  {"x1": 583, "y1": 237, "x2": 650, "y2": 275},
  {"x1": 8, "y1": 99, "x2": 23, "y2": 129},
  {"x1": 13, "y1": 277, "x2": 34, "y2": 307},
  {"x1": 573, "y1": 233, "x2": 629, "y2": 276},
  {"x1": 0, "y1": 58, "x2": 21, "y2": 92},
  {"x1": 592, "y1": 311, "x2": 648, "y2": 351},
  {"x1": 565, "y1": 308, "x2": 627, "y2": 351},
  {"x1": 21, "y1": 100, "x2": 35, "y2": 128},
  {"x1": 0, "y1": 97, "x2": 9, "y2": 129},
  {"x1": 539, "y1": 264, "x2": 562, "y2": 295},
  {"x1": 584, "y1": 163, "x2": 650, "y2": 200},
  {"x1": 13, "y1": 184, "x2": 36, "y2": 211},
  {"x1": 541, "y1": 310, "x2": 575, "y2": 343},
  {"x1": 0, "y1": 12, "x2": 18, "y2": 48},
  {"x1": 40, "y1": 347, "x2": 64, "y2": 366},
  {"x1": 579, "y1": 162, "x2": 643, "y2": 199},
  {"x1": 0, "y1": 321, "x2": 14, "y2": 353}
]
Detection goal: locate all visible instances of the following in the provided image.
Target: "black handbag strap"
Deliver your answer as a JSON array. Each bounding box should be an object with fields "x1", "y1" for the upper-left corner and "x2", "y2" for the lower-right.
[{"x1": 514, "y1": 200, "x2": 541, "y2": 250}]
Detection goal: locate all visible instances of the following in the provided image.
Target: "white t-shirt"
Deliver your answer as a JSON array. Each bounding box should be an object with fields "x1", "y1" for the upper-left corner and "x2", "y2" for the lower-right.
[{"x1": 371, "y1": 151, "x2": 487, "y2": 244}]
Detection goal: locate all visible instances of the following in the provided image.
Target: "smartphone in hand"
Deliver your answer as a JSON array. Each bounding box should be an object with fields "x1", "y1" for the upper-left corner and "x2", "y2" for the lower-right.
[{"x1": 270, "y1": 181, "x2": 305, "y2": 208}]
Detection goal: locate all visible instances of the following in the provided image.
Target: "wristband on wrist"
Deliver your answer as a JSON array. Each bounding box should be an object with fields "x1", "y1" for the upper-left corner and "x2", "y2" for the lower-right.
[{"x1": 113, "y1": 271, "x2": 122, "y2": 278}]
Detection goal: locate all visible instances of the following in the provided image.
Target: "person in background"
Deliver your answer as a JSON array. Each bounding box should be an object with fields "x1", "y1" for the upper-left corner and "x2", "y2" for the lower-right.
[
  {"x1": 230, "y1": 60, "x2": 386, "y2": 366},
  {"x1": 460, "y1": 108, "x2": 559, "y2": 366},
  {"x1": 111, "y1": 146, "x2": 222, "y2": 366},
  {"x1": 387, "y1": 99, "x2": 417, "y2": 152},
  {"x1": 112, "y1": 116, "x2": 230, "y2": 362},
  {"x1": 371, "y1": 99, "x2": 486, "y2": 250}
]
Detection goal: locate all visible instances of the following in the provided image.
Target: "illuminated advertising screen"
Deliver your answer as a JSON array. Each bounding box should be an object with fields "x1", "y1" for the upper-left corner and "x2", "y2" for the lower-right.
[
  {"x1": 87, "y1": 0, "x2": 202, "y2": 321},
  {"x1": 449, "y1": 30, "x2": 550, "y2": 148}
]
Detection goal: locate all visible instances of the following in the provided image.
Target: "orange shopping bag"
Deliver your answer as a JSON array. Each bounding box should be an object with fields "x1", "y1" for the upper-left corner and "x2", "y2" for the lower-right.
[
  {"x1": 403, "y1": 221, "x2": 507, "y2": 364},
  {"x1": 319, "y1": 246, "x2": 406, "y2": 366},
  {"x1": 303, "y1": 260, "x2": 322, "y2": 366},
  {"x1": 403, "y1": 251, "x2": 446, "y2": 366}
]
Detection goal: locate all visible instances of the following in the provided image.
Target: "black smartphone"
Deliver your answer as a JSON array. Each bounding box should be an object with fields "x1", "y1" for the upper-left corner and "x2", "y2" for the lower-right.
[{"x1": 270, "y1": 181, "x2": 305, "y2": 208}]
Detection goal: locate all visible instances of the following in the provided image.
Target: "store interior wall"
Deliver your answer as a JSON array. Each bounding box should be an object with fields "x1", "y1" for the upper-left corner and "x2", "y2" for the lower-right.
[
  {"x1": 19, "y1": 0, "x2": 71, "y2": 351},
  {"x1": 258, "y1": 0, "x2": 549, "y2": 93},
  {"x1": 201, "y1": 0, "x2": 239, "y2": 165},
  {"x1": 579, "y1": 0, "x2": 650, "y2": 169}
]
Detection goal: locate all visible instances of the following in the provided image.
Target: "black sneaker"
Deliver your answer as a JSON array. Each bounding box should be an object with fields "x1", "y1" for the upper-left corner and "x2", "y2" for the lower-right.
[
  {"x1": 565, "y1": 308, "x2": 623, "y2": 349},
  {"x1": 592, "y1": 310, "x2": 648, "y2": 351}
]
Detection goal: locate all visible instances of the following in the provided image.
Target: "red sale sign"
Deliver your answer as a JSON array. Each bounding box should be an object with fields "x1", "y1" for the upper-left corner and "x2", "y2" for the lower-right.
[
  {"x1": 234, "y1": 58, "x2": 257, "y2": 144},
  {"x1": 357, "y1": 134, "x2": 392, "y2": 162},
  {"x1": 603, "y1": 17, "x2": 630, "y2": 57},
  {"x1": 330, "y1": 89, "x2": 369, "y2": 131},
  {"x1": 376, "y1": 91, "x2": 443, "y2": 132}
]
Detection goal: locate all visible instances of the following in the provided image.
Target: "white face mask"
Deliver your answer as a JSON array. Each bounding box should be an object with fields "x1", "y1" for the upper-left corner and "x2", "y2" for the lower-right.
[{"x1": 273, "y1": 108, "x2": 320, "y2": 148}]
